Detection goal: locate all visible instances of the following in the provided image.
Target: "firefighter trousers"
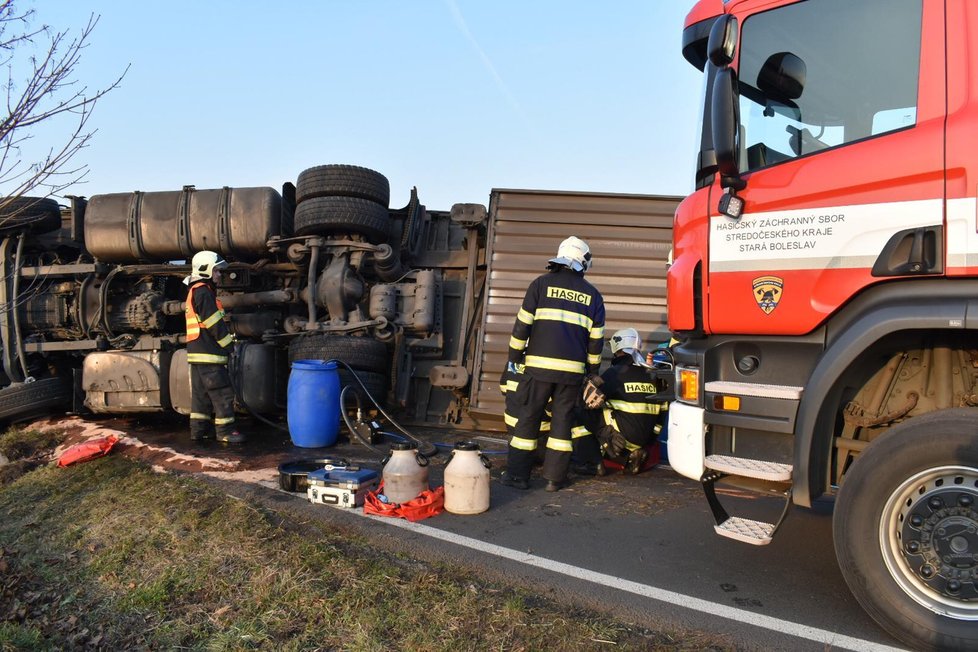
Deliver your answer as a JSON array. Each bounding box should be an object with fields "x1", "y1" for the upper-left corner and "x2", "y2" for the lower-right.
[
  {"x1": 506, "y1": 375, "x2": 579, "y2": 483},
  {"x1": 190, "y1": 363, "x2": 236, "y2": 439}
]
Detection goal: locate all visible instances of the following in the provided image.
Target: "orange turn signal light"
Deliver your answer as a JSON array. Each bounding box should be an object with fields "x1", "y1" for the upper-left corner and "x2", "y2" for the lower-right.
[
  {"x1": 678, "y1": 368, "x2": 699, "y2": 402},
  {"x1": 713, "y1": 395, "x2": 741, "y2": 411}
]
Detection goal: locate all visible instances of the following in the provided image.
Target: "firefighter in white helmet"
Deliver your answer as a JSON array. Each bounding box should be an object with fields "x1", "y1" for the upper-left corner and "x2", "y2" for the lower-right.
[
  {"x1": 501, "y1": 236, "x2": 606, "y2": 491},
  {"x1": 184, "y1": 250, "x2": 244, "y2": 443},
  {"x1": 575, "y1": 327, "x2": 666, "y2": 474}
]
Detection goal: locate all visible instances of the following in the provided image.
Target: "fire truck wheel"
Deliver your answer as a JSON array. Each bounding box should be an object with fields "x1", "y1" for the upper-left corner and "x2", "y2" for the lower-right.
[
  {"x1": 338, "y1": 370, "x2": 386, "y2": 408},
  {"x1": 0, "y1": 377, "x2": 73, "y2": 426},
  {"x1": 833, "y1": 408, "x2": 978, "y2": 652},
  {"x1": 0, "y1": 196, "x2": 62, "y2": 235},
  {"x1": 296, "y1": 164, "x2": 390, "y2": 207},
  {"x1": 287, "y1": 335, "x2": 389, "y2": 373},
  {"x1": 293, "y1": 196, "x2": 390, "y2": 243}
]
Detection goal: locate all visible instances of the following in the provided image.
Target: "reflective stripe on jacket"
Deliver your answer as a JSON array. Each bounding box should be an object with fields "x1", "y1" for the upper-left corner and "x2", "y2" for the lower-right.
[
  {"x1": 508, "y1": 267, "x2": 605, "y2": 384},
  {"x1": 185, "y1": 281, "x2": 233, "y2": 363}
]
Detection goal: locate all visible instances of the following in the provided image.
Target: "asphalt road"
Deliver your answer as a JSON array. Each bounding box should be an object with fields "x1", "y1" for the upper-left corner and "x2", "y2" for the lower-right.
[{"x1": 60, "y1": 415, "x2": 910, "y2": 651}]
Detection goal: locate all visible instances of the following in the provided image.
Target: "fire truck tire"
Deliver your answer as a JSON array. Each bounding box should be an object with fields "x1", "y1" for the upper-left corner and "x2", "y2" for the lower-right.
[
  {"x1": 293, "y1": 196, "x2": 390, "y2": 243},
  {"x1": 0, "y1": 196, "x2": 62, "y2": 235},
  {"x1": 338, "y1": 370, "x2": 386, "y2": 407},
  {"x1": 833, "y1": 408, "x2": 978, "y2": 652},
  {"x1": 296, "y1": 164, "x2": 390, "y2": 207},
  {"x1": 287, "y1": 335, "x2": 389, "y2": 373},
  {"x1": 0, "y1": 377, "x2": 73, "y2": 426}
]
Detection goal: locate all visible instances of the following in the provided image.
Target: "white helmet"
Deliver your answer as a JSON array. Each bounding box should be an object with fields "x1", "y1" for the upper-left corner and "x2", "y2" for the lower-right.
[
  {"x1": 610, "y1": 327, "x2": 650, "y2": 367},
  {"x1": 185, "y1": 250, "x2": 228, "y2": 284},
  {"x1": 548, "y1": 236, "x2": 592, "y2": 272}
]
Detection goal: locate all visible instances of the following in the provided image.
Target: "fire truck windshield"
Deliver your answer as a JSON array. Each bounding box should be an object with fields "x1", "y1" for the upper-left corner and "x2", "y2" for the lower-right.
[{"x1": 689, "y1": 0, "x2": 921, "y2": 187}]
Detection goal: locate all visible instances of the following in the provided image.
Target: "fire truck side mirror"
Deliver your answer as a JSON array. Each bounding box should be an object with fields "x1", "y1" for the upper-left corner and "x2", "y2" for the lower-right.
[
  {"x1": 707, "y1": 14, "x2": 738, "y2": 67},
  {"x1": 712, "y1": 67, "x2": 746, "y2": 193},
  {"x1": 757, "y1": 52, "x2": 806, "y2": 103}
]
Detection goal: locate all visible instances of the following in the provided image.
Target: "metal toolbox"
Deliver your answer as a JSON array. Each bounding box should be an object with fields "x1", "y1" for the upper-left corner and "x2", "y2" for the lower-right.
[{"x1": 306, "y1": 467, "x2": 379, "y2": 508}]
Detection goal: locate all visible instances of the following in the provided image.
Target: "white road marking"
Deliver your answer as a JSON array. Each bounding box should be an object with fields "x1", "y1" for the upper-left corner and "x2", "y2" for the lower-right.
[{"x1": 359, "y1": 512, "x2": 907, "y2": 652}]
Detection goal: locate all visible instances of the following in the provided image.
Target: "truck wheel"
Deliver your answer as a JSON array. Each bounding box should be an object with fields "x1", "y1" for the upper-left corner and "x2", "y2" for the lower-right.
[
  {"x1": 0, "y1": 377, "x2": 73, "y2": 426},
  {"x1": 339, "y1": 369, "x2": 387, "y2": 407},
  {"x1": 296, "y1": 164, "x2": 390, "y2": 207},
  {"x1": 293, "y1": 196, "x2": 390, "y2": 243},
  {"x1": 0, "y1": 196, "x2": 62, "y2": 235},
  {"x1": 833, "y1": 408, "x2": 978, "y2": 651},
  {"x1": 288, "y1": 334, "x2": 389, "y2": 373}
]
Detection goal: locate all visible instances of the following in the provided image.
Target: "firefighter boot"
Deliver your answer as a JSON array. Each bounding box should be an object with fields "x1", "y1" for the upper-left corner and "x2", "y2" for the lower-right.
[
  {"x1": 545, "y1": 479, "x2": 567, "y2": 492},
  {"x1": 216, "y1": 429, "x2": 246, "y2": 444},
  {"x1": 571, "y1": 461, "x2": 606, "y2": 477},
  {"x1": 626, "y1": 447, "x2": 648, "y2": 475},
  {"x1": 500, "y1": 471, "x2": 529, "y2": 490},
  {"x1": 190, "y1": 424, "x2": 214, "y2": 442}
]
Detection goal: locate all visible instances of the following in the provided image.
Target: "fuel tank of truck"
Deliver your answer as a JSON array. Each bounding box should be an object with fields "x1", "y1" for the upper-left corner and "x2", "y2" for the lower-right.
[{"x1": 84, "y1": 186, "x2": 287, "y2": 262}]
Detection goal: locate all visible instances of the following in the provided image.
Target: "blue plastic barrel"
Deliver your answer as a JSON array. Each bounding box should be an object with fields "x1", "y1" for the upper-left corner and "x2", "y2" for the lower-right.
[{"x1": 287, "y1": 360, "x2": 341, "y2": 448}]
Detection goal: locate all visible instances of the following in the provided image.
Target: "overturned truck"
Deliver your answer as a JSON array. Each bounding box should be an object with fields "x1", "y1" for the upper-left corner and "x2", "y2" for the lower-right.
[{"x1": 0, "y1": 165, "x2": 676, "y2": 430}]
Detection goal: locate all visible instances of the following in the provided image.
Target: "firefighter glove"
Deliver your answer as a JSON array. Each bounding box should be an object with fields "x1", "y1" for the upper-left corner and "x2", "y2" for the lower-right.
[
  {"x1": 605, "y1": 430, "x2": 629, "y2": 458},
  {"x1": 582, "y1": 374, "x2": 606, "y2": 409}
]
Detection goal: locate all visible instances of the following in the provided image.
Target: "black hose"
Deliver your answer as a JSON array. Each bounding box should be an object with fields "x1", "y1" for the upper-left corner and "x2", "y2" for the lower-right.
[
  {"x1": 340, "y1": 384, "x2": 389, "y2": 456},
  {"x1": 327, "y1": 358, "x2": 438, "y2": 458}
]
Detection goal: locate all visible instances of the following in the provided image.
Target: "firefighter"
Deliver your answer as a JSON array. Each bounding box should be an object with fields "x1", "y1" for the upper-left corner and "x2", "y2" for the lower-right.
[
  {"x1": 501, "y1": 236, "x2": 605, "y2": 492},
  {"x1": 576, "y1": 328, "x2": 665, "y2": 474},
  {"x1": 184, "y1": 250, "x2": 244, "y2": 443}
]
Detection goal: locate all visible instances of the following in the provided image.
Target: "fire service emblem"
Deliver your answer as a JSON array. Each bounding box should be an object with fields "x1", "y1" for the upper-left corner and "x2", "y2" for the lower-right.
[{"x1": 752, "y1": 276, "x2": 783, "y2": 314}]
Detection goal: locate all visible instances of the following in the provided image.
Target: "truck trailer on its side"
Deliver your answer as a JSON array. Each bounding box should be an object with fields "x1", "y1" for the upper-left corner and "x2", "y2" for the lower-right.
[{"x1": 0, "y1": 167, "x2": 677, "y2": 435}]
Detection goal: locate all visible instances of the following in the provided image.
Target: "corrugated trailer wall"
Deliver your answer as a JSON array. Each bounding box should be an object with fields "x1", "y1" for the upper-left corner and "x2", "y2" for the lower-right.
[{"x1": 467, "y1": 189, "x2": 680, "y2": 429}]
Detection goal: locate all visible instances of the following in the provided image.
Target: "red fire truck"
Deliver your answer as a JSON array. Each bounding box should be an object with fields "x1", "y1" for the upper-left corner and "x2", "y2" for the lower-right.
[{"x1": 668, "y1": 0, "x2": 978, "y2": 648}]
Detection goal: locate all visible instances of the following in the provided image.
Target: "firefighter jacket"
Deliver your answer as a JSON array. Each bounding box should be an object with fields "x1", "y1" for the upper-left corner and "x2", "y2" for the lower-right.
[
  {"x1": 185, "y1": 280, "x2": 233, "y2": 364},
  {"x1": 593, "y1": 355, "x2": 664, "y2": 446},
  {"x1": 507, "y1": 267, "x2": 605, "y2": 384}
]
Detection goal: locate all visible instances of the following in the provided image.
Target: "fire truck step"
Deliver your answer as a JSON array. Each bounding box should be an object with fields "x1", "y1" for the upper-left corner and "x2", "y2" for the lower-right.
[
  {"x1": 704, "y1": 381, "x2": 803, "y2": 399},
  {"x1": 715, "y1": 516, "x2": 775, "y2": 545},
  {"x1": 704, "y1": 454, "x2": 792, "y2": 481}
]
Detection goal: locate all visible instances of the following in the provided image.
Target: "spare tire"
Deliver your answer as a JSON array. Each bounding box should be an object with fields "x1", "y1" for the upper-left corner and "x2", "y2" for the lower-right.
[
  {"x1": 0, "y1": 196, "x2": 62, "y2": 235},
  {"x1": 294, "y1": 196, "x2": 390, "y2": 243},
  {"x1": 288, "y1": 334, "x2": 389, "y2": 373},
  {"x1": 296, "y1": 164, "x2": 390, "y2": 207},
  {"x1": 0, "y1": 377, "x2": 73, "y2": 426}
]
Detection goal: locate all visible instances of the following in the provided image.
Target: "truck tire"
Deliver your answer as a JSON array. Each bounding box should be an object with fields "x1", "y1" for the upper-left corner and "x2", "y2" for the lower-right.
[
  {"x1": 296, "y1": 165, "x2": 390, "y2": 207},
  {"x1": 339, "y1": 369, "x2": 386, "y2": 407},
  {"x1": 0, "y1": 377, "x2": 73, "y2": 426},
  {"x1": 287, "y1": 334, "x2": 389, "y2": 373},
  {"x1": 0, "y1": 196, "x2": 62, "y2": 235},
  {"x1": 833, "y1": 408, "x2": 978, "y2": 652},
  {"x1": 293, "y1": 196, "x2": 390, "y2": 243}
]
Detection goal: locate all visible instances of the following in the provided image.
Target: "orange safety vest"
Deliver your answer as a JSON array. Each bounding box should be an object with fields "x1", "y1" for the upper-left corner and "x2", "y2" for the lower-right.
[{"x1": 185, "y1": 281, "x2": 226, "y2": 342}]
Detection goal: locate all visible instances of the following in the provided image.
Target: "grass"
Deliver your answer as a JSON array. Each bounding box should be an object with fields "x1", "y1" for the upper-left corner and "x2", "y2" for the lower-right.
[
  {"x1": 0, "y1": 430, "x2": 737, "y2": 651},
  {"x1": 0, "y1": 426, "x2": 66, "y2": 487},
  {"x1": 0, "y1": 426, "x2": 64, "y2": 462}
]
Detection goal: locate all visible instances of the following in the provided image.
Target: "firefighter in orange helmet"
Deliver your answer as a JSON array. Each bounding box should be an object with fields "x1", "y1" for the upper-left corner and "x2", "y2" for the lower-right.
[{"x1": 184, "y1": 251, "x2": 244, "y2": 443}]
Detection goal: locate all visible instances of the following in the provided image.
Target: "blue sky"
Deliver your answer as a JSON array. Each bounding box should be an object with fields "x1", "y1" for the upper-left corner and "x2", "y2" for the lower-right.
[{"x1": 21, "y1": 1, "x2": 701, "y2": 211}]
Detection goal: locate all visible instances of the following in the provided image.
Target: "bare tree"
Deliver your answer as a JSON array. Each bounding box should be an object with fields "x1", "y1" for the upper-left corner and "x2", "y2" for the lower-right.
[
  {"x1": 0, "y1": 1, "x2": 126, "y2": 327},
  {"x1": 0, "y1": 0, "x2": 127, "y2": 220}
]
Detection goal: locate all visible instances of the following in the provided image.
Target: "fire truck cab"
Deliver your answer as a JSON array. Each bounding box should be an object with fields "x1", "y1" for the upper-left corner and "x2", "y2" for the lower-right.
[{"x1": 668, "y1": 1, "x2": 978, "y2": 648}]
